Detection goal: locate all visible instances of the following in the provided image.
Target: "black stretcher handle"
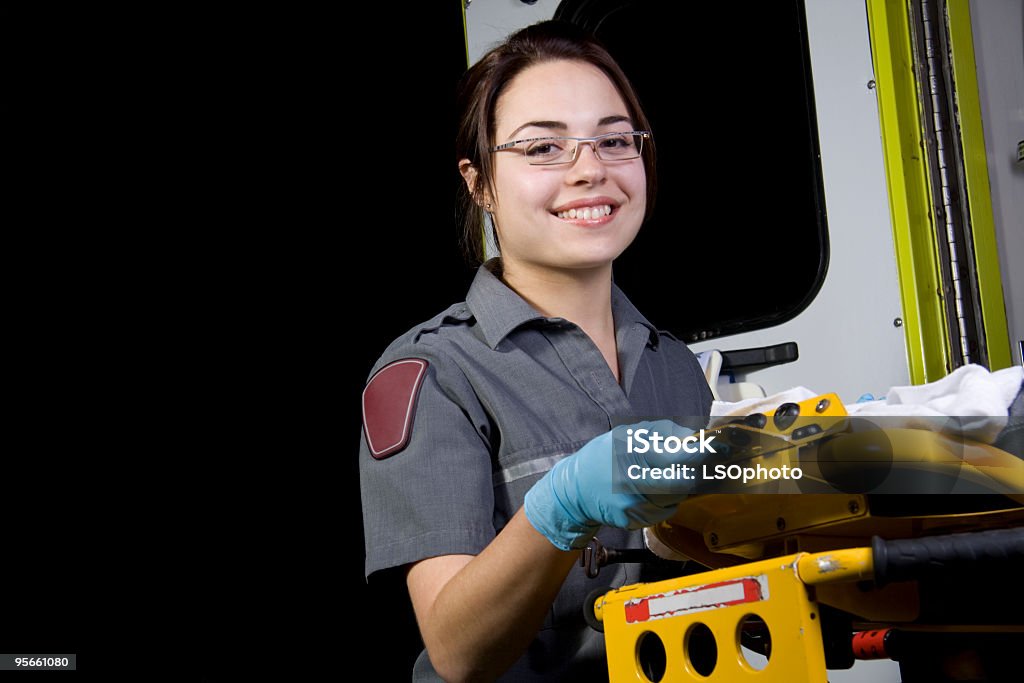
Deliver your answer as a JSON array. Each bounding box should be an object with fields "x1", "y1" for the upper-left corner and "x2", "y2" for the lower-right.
[
  {"x1": 719, "y1": 342, "x2": 799, "y2": 372},
  {"x1": 580, "y1": 537, "x2": 683, "y2": 579},
  {"x1": 871, "y1": 528, "x2": 1024, "y2": 587}
]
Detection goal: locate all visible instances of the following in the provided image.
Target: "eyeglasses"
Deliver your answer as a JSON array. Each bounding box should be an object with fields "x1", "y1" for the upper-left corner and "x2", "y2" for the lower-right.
[{"x1": 490, "y1": 130, "x2": 651, "y2": 166}]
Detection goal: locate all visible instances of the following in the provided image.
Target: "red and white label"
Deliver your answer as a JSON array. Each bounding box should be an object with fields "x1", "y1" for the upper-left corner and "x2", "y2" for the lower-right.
[{"x1": 624, "y1": 576, "x2": 769, "y2": 623}]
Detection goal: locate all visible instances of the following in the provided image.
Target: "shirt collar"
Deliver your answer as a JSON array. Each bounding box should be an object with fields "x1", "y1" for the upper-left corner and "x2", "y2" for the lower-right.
[
  {"x1": 466, "y1": 261, "x2": 545, "y2": 349},
  {"x1": 611, "y1": 280, "x2": 661, "y2": 349},
  {"x1": 466, "y1": 259, "x2": 661, "y2": 350}
]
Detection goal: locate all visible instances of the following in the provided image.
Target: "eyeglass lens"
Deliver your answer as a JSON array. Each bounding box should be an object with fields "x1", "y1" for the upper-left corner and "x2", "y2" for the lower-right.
[{"x1": 524, "y1": 133, "x2": 644, "y2": 165}]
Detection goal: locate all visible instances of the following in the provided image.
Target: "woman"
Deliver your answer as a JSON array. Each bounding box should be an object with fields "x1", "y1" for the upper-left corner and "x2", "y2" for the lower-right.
[{"x1": 359, "y1": 20, "x2": 713, "y2": 681}]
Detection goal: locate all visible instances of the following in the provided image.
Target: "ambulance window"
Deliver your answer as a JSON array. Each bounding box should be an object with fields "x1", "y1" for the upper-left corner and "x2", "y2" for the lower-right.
[{"x1": 555, "y1": 0, "x2": 828, "y2": 343}]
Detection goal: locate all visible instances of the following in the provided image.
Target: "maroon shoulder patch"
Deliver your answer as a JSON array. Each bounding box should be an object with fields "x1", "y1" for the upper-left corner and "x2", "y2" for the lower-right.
[{"x1": 362, "y1": 358, "x2": 429, "y2": 459}]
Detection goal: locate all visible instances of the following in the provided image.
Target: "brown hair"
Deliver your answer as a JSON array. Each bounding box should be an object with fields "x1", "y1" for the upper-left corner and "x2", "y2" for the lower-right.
[{"x1": 455, "y1": 20, "x2": 657, "y2": 265}]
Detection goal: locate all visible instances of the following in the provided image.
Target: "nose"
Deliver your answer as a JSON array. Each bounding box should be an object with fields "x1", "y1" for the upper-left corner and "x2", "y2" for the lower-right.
[{"x1": 565, "y1": 140, "x2": 607, "y2": 185}]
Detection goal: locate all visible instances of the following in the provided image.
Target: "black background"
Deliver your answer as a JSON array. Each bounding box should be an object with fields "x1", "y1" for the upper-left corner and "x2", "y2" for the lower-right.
[
  {"x1": 179, "y1": 3, "x2": 473, "y2": 681},
  {"x1": 184, "y1": 4, "x2": 473, "y2": 680},
  {"x1": 3, "y1": 3, "x2": 469, "y2": 681}
]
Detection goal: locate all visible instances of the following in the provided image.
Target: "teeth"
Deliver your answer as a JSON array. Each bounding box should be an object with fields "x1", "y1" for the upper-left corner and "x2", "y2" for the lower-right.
[{"x1": 557, "y1": 205, "x2": 613, "y2": 220}]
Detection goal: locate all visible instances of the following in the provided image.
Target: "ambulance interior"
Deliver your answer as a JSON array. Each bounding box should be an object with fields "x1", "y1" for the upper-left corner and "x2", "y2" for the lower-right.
[{"x1": 462, "y1": 1, "x2": 1024, "y2": 681}]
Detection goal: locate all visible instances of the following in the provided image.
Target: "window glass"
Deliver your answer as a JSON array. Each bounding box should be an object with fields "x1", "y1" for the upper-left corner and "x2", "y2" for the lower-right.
[{"x1": 555, "y1": 0, "x2": 829, "y2": 343}]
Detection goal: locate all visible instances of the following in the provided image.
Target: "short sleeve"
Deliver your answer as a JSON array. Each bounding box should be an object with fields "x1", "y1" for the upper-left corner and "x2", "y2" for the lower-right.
[{"x1": 359, "y1": 347, "x2": 496, "y2": 580}]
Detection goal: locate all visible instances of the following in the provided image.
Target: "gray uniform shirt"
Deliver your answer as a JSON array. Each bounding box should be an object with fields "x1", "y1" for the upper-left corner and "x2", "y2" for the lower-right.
[{"x1": 359, "y1": 262, "x2": 713, "y2": 681}]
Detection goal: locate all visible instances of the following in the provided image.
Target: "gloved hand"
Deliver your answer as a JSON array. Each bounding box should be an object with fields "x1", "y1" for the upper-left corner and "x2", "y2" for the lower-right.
[{"x1": 523, "y1": 420, "x2": 705, "y2": 551}]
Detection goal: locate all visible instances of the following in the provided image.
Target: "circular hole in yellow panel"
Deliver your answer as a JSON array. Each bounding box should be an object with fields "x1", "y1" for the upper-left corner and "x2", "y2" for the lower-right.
[
  {"x1": 738, "y1": 613, "x2": 772, "y2": 671},
  {"x1": 684, "y1": 622, "x2": 718, "y2": 677},
  {"x1": 636, "y1": 631, "x2": 667, "y2": 682}
]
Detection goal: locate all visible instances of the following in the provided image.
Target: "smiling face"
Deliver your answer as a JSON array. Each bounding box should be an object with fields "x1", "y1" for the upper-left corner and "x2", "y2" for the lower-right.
[{"x1": 486, "y1": 59, "x2": 647, "y2": 276}]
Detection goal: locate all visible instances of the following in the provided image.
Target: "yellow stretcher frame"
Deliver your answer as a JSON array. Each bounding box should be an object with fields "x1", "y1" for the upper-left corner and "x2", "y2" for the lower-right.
[
  {"x1": 594, "y1": 548, "x2": 872, "y2": 682},
  {"x1": 595, "y1": 392, "x2": 1024, "y2": 681}
]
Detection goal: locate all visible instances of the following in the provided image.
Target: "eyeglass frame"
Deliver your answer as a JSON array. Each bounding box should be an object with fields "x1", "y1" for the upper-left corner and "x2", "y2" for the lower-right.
[{"x1": 490, "y1": 130, "x2": 651, "y2": 165}]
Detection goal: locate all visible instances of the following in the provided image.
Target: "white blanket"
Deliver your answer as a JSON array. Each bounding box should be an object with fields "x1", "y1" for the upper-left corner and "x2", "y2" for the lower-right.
[{"x1": 710, "y1": 364, "x2": 1023, "y2": 444}]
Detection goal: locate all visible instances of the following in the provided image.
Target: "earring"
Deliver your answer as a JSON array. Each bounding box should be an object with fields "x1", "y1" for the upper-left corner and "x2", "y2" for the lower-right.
[{"x1": 485, "y1": 203, "x2": 492, "y2": 210}]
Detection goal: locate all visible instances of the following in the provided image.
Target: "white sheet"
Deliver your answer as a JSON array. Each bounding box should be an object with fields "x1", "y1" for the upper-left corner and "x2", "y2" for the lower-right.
[{"x1": 710, "y1": 364, "x2": 1023, "y2": 444}]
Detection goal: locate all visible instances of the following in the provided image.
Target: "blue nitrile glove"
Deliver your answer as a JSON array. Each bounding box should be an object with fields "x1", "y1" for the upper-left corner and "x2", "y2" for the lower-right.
[{"x1": 523, "y1": 420, "x2": 705, "y2": 551}]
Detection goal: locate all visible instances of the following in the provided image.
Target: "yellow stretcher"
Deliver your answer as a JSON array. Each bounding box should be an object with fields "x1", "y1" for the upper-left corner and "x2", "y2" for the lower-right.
[{"x1": 589, "y1": 394, "x2": 1024, "y2": 682}]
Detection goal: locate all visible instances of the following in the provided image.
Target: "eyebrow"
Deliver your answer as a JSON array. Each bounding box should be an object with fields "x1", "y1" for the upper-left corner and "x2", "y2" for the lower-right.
[{"x1": 505, "y1": 115, "x2": 633, "y2": 141}]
